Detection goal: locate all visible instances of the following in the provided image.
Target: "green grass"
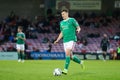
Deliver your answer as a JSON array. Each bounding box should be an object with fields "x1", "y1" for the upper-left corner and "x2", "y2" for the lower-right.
[{"x1": 0, "y1": 60, "x2": 120, "y2": 80}]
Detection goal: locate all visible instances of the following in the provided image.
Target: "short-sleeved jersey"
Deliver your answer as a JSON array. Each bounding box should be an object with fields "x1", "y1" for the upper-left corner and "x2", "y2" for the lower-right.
[
  {"x1": 16, "y1": 32, "x2": 25, "y2": 44},
  {"x1": 60, "y1": 18, "x2": 80, "y2": 43}
]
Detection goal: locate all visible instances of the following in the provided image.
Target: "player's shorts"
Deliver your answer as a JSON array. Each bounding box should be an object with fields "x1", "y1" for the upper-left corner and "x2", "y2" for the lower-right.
[
  {"x1": 16, "y1": 44, "x2": 25, "y2": 51},
  {"x1": 63, "y1": 41, "x2": 76, "y2": 51},
  {"x1": 102, "y1": 46, "x2": 107, "y2": 52}
]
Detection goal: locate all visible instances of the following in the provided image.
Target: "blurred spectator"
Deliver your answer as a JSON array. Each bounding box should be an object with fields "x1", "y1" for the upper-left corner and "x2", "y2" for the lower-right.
[
  {"x1": 46, "y1": 8, "x2": 54, "y2": 21},
  {"x1": 0, "y1": 35, "x2": 4, "y2": 44},
  {"x1": 114, "y1": 35, "x2": 120, "y2": 41},
  {"x1": 90, "y1": 12, "x2": 96, "y2": 18},
  {"x1": 80, "y1": 36, "x2": 88, "y2": 46},
  {"x1": 77, "y1": 40, "x2": 84, "y2": 49},
  {"x1": 33, "y1": 47, "x2": 39, "y2": 52},
  {"x1": 117, "y1": 45, "x2": 120, "y2": 60},
  {"x1": 0, "y1": 46, "x2": 4, "y2": 52},
  {"x1": 73, "y1": 12, "x2": 80, "y2": 19},
  {"x1": 46, "y1": 41, "x2": 52, "y2": 52},
  {"x1": 114, "y1": 32, "x2": 120, "y2": 41},
  {"x1": 87, "y1": 33, "x2": 100, "y2": 38},
  {"x1": 110, "y1": 49, "x2": 117, "y2": 60},
  {"x1": 7, "y1": 46, "x2": 16, "y2": 52},
  {"x1": 42, "y1": 37, "x2": 49, "y2": 43},
  {"x1": 100, "y1": 34, "x2": 110, "y2": 60},
  {"x1": 9, "y1": 32, "x2": 15, "y2": 42}
]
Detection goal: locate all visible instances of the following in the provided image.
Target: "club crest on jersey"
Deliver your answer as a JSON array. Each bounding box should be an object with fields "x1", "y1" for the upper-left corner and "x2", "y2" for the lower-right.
[{"x1": 62, "y1": 26, "x2": 65, "y2": 29}]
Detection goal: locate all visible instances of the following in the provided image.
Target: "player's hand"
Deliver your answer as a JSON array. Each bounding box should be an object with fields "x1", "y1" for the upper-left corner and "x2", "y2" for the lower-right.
[
  {"x1": 76, "y1": 27, "x2": 80, "y2": 33},
  {"x1": 76, "y1": 30, "x2": 80, "y2": 34},
  {"x1": 18, "y1": 36, "x2": 22, "y2": 39},
  {"x1": 54, "y1": 40, "x2": 58, "y2": 44},
  {"x1": 14, "y1": 37, "x2": 18, "y2": 40}
]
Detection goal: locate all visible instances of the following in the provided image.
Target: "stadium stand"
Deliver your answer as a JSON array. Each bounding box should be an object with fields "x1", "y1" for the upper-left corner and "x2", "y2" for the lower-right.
[{"x1": 0, "y1": 12, "x2": 120, "y2": 53}]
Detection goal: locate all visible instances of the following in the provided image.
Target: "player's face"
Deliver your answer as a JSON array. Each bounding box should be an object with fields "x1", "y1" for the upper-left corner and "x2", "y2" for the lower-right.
[
  {"x1": 61, "y1": 11, "x2": 69, "y2": 20},
  {"x1": 103, "y1": 34, "x2": 107, "y2": 38},
  {"x1": 18, "y1": 28, "x2": 21, "y2": 32}
]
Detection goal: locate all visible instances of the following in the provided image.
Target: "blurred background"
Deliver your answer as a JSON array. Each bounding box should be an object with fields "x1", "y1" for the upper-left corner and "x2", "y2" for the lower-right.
[
  {"x1": 0, "y1": 0, "x2": 120, "y2": 60},
  {"x1": 0, "y1": 0, "x2": 119, "y2": 19}
]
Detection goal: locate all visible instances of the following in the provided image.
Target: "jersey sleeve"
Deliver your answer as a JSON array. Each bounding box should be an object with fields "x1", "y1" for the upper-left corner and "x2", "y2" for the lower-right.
[
  {"x1": 72, "y1": 18, "x2": 80, "y2": 28},
  {"x1": 22, "y1": 33, "x2": 26, "y2": 39},
  {"x1": 16, "y1": 33, "x2": 18, "y2": 37}
]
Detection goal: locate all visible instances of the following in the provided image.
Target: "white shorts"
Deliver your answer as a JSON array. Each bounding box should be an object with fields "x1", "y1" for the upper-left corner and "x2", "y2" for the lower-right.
[
  {"x1": 63, "y1": 41, "x2": 76, "y2": 51},
  {"x1": 16, "y1": 44, "x2": 25, "y2": 51}
]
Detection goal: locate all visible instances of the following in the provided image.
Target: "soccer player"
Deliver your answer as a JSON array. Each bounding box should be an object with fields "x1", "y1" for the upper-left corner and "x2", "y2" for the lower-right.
[
  {"x1": 54, "y1": 9, "x2": 85, "y2": 75},
  {"x1": 117, "y1": 45, "x2": 120, "y2": 60},
  {"x1": 15, "y1": 26, "x2": 26, "y2": 62},
  {"x1": 100, "y1": 34, "x2": 110, "y2": 61}
]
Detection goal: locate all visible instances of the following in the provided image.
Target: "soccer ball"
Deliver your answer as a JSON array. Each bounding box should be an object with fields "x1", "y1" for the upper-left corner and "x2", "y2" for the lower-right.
[{"x1": 53, "y1": 68, "x2": 62, "y2": 76}]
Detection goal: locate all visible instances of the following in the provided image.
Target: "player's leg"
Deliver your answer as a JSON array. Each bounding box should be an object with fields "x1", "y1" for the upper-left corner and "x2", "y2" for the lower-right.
[
  {"x1": 102, "y1": 52, "x2": 107, "y2": 61},
  {"x1": 62, "y1": 41, "x2": 85, "y2": 74},
  {"x1": 103, "y1": 48, "x2": 107, "y2": 60},
  {"x1": 21, "y1": 50, "x2": 25, "y2": 62},
  {"x1": 21, "y1": 44, "x2": 25, "y2": 62},
  {"x1": 103, "y1": 52, "x2": 106, "y2": 60},
  {"x1": 62, "y1": 42, "x2": 72, "y2": 74},
  {"x1": 17, "y1": 51, "x2": 21, "y2": 62},
  {"x1": 102, "y1": 46, "x2": 107, "y2": 60},
  {"x1": 16, "y1": 44, "x2": 21, "y2": 62},
  {"x1": 72, "y1": 55, "x2": 81, "y2": 63},
  {"x1": 70, "y1": 42, "x2": 85, "y2": 69},
  {"x1": 62, "y1": 49, "x2": 71, "y2": 74},
  {"x1": 72, "y1": 55, "x2": 85, "y2": 69}
]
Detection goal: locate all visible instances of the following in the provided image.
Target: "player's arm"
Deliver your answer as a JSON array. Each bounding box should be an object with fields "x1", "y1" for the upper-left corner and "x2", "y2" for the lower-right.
[
  {"x1": 15, "y1": 35, "x2": 26, "y2": 41},
  {"x1": 22, "y1": 34, "x2": 26, "y2": 41},
  {"x1": 14, "y1": 36, "x2": 19, "y2": 40},
  {"x1": 54, "y1": 32, "x2": 63, "y2": 44},
  {"x1": 20, "y1": 37, "x2": 26, "y2": 41},
  {"x1": 76, "y1": 26, "x2": 81, "y2": 33},
  {"x1": 16, "y1": 36, "x2": 25, "y2": 40},
  {"x1": 72, "y1": 18, "x2": 81, "y2": 33},
  {"x1": 14, "y1": 37, "x2": 18, "y2": 40}
]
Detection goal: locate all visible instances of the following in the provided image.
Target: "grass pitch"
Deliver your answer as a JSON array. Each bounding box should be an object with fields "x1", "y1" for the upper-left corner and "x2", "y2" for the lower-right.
[{"x1": 0, "y1": 60, "x2": 120, "y2": 80}]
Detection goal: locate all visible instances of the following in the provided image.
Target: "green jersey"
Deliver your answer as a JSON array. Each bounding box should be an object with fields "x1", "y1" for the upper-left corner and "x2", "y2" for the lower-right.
[
  {"x1": 117, "y1": 47, "x2": 120, "y2": 54},
  {"x1": 60, "y1": 18, "x2": 79, "y2": 43},
  {"x1": 16, "y1": 32, "x2": 25, "y2": 44}
]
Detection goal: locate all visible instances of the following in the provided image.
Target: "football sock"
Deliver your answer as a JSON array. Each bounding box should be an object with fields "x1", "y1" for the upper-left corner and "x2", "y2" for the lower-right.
[
  {"x1": 72, "y1": 55, "x2": 81, "y2": 64},
  {"x1": 103, "y1": 54, "x2": 106, "y2": 60},
  {"x1": 18, "y1": 52, "x2": 21, "y2": 59},
  {"x1": 21, "y1": 52, "x2": 25, "y2": 60},
  {"x1": 64, "y1": 56, "x2": 70, "y2": 70}
]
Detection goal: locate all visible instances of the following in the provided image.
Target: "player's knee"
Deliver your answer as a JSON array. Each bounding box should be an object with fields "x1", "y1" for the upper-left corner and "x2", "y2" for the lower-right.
[
  {"x1": 17, "y1": 49, "x2": 20, "y2": 52},
  {"x1": 71, "y1": 55, "x2": 75, "y2": 60},
  {"x1": 65, "y1": 49, "x2": 71, "y2": 56},
  {"x1": 66, "y1": 53, "x2": 70, "y2": 56}
]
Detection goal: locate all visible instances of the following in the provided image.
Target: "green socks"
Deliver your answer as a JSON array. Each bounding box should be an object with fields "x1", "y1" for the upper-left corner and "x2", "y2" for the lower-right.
[
  {"x1": 18, "y1": 52, "x2": 21, "y2": 59},
  {"x1": 21, "y1": 53, "x2": 25, "y2": 60},
  {"x1": 64, "y1": 56, "x2": 70, "y2": 70},
  {"x1": 72, "y1": 55, "x2": 81, "y2": 64},
  {"x1": 18, "y1": 52, "x2": 25, "y2": 60},
  {"x1": 64, "y1": 55, "x2": 81, "y2": 71}
]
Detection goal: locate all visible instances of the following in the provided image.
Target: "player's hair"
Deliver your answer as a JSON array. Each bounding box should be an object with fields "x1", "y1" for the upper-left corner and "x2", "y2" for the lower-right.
[
  {"x1": 18, "y1": 26, "x2": 23, "y2": 31},
  {"x1": 61, "y1": 9, "x2": 69, "y2": 13}
]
